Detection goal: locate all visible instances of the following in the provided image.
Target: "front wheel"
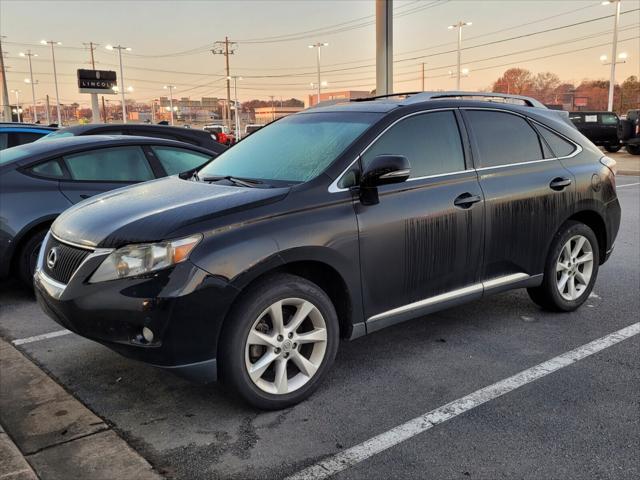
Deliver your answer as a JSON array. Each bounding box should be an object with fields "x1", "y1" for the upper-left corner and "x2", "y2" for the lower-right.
[
  {"x1": 604, "y1": 145, "x2": 621, "y2": 153},
  {"x1": 17, "y1": 229, "x2": 47, "y2": 288},
  {"x1": 220, "y1": 274, "x2": 339, "y2": 409},
  {"x1": 527, "y1": 221, "x2": 599, "y2": 312}
]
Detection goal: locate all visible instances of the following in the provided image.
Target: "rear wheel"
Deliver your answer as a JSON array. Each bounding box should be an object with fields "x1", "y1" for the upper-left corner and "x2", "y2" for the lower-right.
[
  {"x1": 626, "y1": 144, "x2": 640, "y2": 155},
  {"x1": 527, "y1": 221, "x2": 599, "y2": 312},
  {"x1": 604, "y1": 145, "x2": 621, "y2": 153},
  {"x1": 17, "y1": 229, "x2": 47, "y2": 288},
  {"x1": 220, "y1": 274, "x2": 339, "y2": 409}
]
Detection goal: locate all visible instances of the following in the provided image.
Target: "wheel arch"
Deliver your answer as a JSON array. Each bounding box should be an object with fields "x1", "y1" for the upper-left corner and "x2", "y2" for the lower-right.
[
  {"x1": 566, "y1": 210, "x2": 607, "y2": 264},
  {"x1": 8, "y1": 215, "x2": 57, "y2": 275}
]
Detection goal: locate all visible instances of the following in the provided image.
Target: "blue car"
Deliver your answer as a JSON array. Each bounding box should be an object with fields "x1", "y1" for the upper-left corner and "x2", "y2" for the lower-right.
[{"x1": 0, "y1": 123, "x2": 57, "y2": 150}]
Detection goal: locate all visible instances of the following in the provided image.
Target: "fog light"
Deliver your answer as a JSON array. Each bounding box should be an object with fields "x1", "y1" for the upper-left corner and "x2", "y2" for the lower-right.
[{"x1": 142, "y1": 327, "x2": 154, "y2": 343}]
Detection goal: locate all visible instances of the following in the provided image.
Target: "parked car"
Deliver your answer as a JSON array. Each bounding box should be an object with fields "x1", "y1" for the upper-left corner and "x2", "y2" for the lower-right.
[
  {"x1": 569, "y1": 111, "x2": 621, "y2": 152},
  {"x1": 0, "y1": 124, "x2": 57, "y2": 150},
  {"x1": 203, "y1": 124, "x2": 235, "y2": 145},
  {"x1": 617, "y1": 109, "x2": 640, "y2": 155},
  {"x1": 34, "y1": 92, "x2": 620, "y2": 409},
  {"x1": 0, "y1": 135, "x2": 219, "y2": 286},
  {"x1": 38, "y1": 123, "x2": 227, "y2": 155}
]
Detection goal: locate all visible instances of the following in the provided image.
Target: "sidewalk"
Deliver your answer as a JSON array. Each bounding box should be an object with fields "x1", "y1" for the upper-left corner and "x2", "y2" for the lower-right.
[{"x1": 0, "y1": 339, "x2": 162, "y2": 480}]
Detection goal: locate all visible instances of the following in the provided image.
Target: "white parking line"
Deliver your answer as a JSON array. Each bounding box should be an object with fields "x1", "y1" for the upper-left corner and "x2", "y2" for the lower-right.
[
  {"x1": 617, "y1": 182, "x2": 640, "y2": 188},
  {"x1": 12, "y1": 329, "x2": 71, "y2": 346},
  {"x1": 286, "y1": 322, "x2": 640, "y2": 480}
]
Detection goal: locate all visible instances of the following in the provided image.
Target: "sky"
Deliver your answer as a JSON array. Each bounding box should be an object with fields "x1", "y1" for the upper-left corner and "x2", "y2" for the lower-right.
[{"x1": 1, "y1": 0, "x2": 639, "y2": 107}]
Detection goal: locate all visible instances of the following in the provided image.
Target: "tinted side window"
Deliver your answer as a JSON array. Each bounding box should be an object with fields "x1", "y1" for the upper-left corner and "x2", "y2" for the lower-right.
[
  {"x1": 151, "y1": 146, "x2": 212, "y2": 175},
  {"x1": 569, "y1": 114, "x2": 584, "y2": 124},
  {"x1": 536, "y1": 125, "x2": 577, "y2": 158},
  {"x1": 63, "y1": 146, "x2": 154, "y2": 182},
  {"x1": 466, "y1": 111, "x2": 543, "y2": 167},
  {"x1": 599, "y1": 113, "x2": 618, "y2": 125},
  {"x1": 362, "y1": 111, "x2": 465, "y2": 178},
  {"x1": 9, "y1": 132, "x2": 45, "y2": 148},
  {"x1": 30, "y1": 159, "x2": 66, "y2": 178}
]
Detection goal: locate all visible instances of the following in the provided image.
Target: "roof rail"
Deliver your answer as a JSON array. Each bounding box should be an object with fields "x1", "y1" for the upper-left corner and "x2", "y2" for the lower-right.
[{"x1": 351, "y1": 91, "x2": 547, "y2": 109}]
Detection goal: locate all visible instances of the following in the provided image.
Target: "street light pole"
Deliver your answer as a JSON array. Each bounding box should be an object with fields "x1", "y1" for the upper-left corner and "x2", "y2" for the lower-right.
[
  {"x1": 164, "y1": 85, "x2": 176, "y2": 125},
  {"x1": 448, "y1": 21, "x2": 472, "y2": 90},
  {"x1": 603, "y1": 0, "x2": 622, "y2": 111},
  {"x1": 41, "y1": 40, "x2": 62, "y2": 124},
  {"x1": 308, "y1": 42, "x2": 328, "y2": 105},
  {"x1": 106, "y1": 44, "x2": 131, "y2": 123},
  {"x1": 11, "y1": 89, "x2": 21, "y2": 122},
  {"x1": 228, "y1": 76, "x2": 242, "y2": 139},
  {"x1": 20, "y1": 50, "x2": 38, "y2": 122}
]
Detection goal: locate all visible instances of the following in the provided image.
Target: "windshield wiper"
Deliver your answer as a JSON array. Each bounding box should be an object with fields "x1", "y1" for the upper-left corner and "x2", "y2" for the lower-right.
[{"x1": 201, "y1": 175, "x2": 263, "y2": 188}]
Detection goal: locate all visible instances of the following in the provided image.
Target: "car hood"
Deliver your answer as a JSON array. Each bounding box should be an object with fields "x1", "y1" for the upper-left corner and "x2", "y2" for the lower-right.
[{"x1": 52, "y1": 176, "x2": 289, "y2": 248}]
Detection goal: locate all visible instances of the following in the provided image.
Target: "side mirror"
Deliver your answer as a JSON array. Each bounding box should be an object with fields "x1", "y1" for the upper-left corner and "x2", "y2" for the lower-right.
[{"x1": 359, "y1": 155, "x2": 410, "y2": 205}]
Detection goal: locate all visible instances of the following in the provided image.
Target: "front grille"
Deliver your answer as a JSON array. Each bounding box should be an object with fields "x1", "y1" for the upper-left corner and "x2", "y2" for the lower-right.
[{"x1": 42, "y1": 235, "x2": 92, "y2": 284}]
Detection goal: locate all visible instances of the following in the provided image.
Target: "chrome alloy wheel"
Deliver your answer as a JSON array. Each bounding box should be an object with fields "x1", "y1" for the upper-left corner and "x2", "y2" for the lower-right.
[
  {"x1": 556, "y1": 235, "x2": 594, "y2": 301},
  {"x1": 244, "y1": 298, "x2": 327, "y2": 395}
]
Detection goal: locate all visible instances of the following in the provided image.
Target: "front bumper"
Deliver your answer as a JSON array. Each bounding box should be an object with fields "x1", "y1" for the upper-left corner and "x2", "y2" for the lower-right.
[{"x1": 34, "y1": 233, "x2": 238, "y2": 382}]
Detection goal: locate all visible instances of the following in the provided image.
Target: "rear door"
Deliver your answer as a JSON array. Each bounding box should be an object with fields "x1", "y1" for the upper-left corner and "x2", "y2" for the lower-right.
[
  {"x1": 58, "y1": 145, "x2": 155, "y2": 203},
  {"x1": 355, "y1": 109, "x2": 484, "y2": 330},
  {"x1": 462, "y1": 109, "x2": 576, "y2": 284}
]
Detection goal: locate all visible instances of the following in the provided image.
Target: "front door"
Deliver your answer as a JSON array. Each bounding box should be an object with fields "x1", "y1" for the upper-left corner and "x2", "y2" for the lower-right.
[
  {"x1": 355, "y1": 110, "x2": 484, "y2": 332},
  {"x1": 58, "y1": 145, "x2": 155, "y2": 203}
]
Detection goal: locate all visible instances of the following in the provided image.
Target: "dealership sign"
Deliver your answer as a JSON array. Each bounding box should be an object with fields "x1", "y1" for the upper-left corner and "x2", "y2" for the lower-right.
[{"x1": 77, "y1": 69, "x2": 117, "y2": 94}]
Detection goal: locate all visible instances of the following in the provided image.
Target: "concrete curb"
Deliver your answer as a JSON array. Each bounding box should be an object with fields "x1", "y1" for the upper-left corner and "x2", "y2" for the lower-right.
[
  {"x1": 0, "y1": 338, "x2": 162, "y2": 480},
  {"x1": 0, "y1": 428, "x2": 38, "y2": 480}
]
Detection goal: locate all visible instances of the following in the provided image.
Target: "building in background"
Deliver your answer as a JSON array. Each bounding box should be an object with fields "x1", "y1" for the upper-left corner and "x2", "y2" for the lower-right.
[
  {"x1": 306, "y1": 90, "x2": 371, "y2": 108},
  {"x1": 254, "y1": 106, "x2": 304, "y2": 124}
]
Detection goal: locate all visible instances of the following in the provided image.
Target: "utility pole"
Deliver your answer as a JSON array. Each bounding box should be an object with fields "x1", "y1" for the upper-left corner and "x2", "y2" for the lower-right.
[
  {"x1": 101, "y1": 96, "x2": 107, "y2": 122},
  {"x1": 421, "y1": 63, "x2": 426, "y2": 91},
  {"x1": 11, "y1": 90, "x2": 22, "y2": 122},
  {"x1": 20, "y1": 50, "x2": 38, "y2": 122},
  {"x1": 212, "y1": 37, "x2": 236, "y2": 131},
  {"x1": 83, "y1": 42, "x2": 101, "y2": 123},
  {"x1": 0, "y1": 36, "x2": 11, "y2": 122},
  {"x1": 228, "y1": 76, "x2": 241, "y2": 139},
  {"x1": 106, "y1": 44, "x2": 131, "y2": 123},
  {"x1": 376, "y1": 0, "x2": 393, "y2": 96}
]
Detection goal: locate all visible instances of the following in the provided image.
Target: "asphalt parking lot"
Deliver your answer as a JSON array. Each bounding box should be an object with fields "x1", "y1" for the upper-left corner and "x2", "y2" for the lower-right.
[{"x1": 1, "y1": 175, "x2": 638, "y2": 480}]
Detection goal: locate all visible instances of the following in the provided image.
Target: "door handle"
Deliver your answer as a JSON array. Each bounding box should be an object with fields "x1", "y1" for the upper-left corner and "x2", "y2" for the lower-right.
[
  {"x1": 454, "y1": 193, "x2": 482, "y2": 209},
  {"x1": 549, "y1": 177, "x2": 572, "y2": 191}
]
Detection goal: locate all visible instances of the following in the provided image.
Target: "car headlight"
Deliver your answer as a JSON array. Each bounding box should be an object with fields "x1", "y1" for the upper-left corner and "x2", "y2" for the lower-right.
[{"x1": 89, "y1": 235, "x2": 202, "y2": 283}]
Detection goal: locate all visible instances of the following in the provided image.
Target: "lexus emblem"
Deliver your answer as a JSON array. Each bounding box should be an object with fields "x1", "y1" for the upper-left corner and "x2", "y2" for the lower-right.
[{"x1": 46, "y1": 247, "x2": 58, "y2": 269}]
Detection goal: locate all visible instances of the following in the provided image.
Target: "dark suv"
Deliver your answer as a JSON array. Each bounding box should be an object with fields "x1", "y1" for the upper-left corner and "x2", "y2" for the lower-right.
[
  {"x1": 618, "y1": 109, "x2": 640, "y2": 155},
  {"x1": 569, "y1": 111, "x2": 621, "y2": 152},
  {"x1": 34, "y1": 92, "x2": 621, "y2": 409}
]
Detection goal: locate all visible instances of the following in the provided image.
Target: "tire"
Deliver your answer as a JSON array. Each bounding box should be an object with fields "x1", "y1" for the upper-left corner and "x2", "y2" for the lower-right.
[
  {"x1": 17, "y1": 229, "x2": 47, "y2": 288},
  {"x1": 527, "y1": 221, "x2": 599, "y2": 312},
  {"x1": 626, "y1": 144, "x2": 640, "y2": 155},
  {"x1": 220, "y1": 273, "x2": 339, "y2": 410},
  {"x1": 604, "y1": 145, "x2": 621, "y2": 153}
]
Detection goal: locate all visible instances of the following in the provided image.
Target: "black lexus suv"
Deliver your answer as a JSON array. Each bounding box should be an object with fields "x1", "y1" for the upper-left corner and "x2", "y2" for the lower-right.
[{"x1": 34, "y1": 92, "x2": 621, "y2": 409}]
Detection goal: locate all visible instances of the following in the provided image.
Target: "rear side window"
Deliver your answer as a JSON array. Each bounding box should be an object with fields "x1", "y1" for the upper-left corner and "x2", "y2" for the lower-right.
[
  {"x1": 150, "y1": 146, "x2": 212, "y2": 175},
  {"x1": 30, "y1": 160, "x2": 65, "y2": 178},
  {"x1": 9, "y1": 132, "x2": 46, "y2": 147},
  {"x1": 63, "y1": 146, "x2": 154, "y2": 182},
  {"x1": 600, "y1": 113, "x2": 618, "y2": 125},
  {"x1": 569, "y1": 114, "x2": 584, "y2": 124},
  {"x1": 466, "y1": 110, "x2": 543, "y2": 167},
  {"x1": 536, "y1": 125, "x2": 577, "y2": 158},
  {"x1": 362, "y1": 111, "x2": 465, "y2": 178}
]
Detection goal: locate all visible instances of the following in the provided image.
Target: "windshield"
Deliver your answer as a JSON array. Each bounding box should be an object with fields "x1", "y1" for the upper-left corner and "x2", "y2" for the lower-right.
[
  {"x1": 36, "y1": 130, "x2": 75, "y2": 141},
  {"x1": 199, "y1": 112, "x2": 380, "y2": 183}
]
